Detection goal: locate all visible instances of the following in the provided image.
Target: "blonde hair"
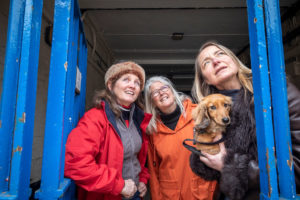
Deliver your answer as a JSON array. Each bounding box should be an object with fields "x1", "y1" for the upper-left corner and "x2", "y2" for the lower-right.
[
  {"x1": 192, "y1": 41, "x2": 253, "y2": 102},
  {"x1": 144, "y1": 76, "x2": 189, "y2": 134}
]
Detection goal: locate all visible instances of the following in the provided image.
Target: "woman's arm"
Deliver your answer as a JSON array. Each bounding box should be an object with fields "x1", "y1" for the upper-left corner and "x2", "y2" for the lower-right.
[{"x1": 64, "y1": 109, "x2": 124, "y2": 195}]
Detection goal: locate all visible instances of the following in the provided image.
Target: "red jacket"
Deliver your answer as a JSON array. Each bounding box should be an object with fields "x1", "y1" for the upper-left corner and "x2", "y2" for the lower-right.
[{"x1": 65, "y1": 101, "x2": 152, "y2": 200}]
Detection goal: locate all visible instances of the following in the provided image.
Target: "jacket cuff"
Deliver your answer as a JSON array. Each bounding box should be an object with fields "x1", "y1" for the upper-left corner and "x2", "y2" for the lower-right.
[
  {"x1": 139, "y1": 177, "x2": 148, "y2": 184},
  {"x1": 112, "y1": 178, "x2": 125, "y2": 196}
]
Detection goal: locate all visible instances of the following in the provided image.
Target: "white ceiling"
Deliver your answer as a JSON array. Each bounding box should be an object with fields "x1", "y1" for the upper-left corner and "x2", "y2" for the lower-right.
[{"x1": 78, "y1": 0, "x2": 298, "y2": 91}]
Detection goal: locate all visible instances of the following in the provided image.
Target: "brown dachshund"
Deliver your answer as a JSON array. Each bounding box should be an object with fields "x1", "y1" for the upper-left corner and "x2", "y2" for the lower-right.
[{"x1": 192, "y1": 94, "x2": 232, "y2": 155}]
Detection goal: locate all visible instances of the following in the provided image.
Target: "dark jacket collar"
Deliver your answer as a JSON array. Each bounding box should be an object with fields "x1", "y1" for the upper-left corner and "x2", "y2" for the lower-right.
[{"x1": 103, "y1": 100, "x2": 145, "y2": 136}]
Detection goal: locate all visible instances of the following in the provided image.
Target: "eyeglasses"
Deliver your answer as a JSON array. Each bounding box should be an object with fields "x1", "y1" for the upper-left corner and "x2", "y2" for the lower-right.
[{"x1": 151, "y1": 85, "x2": 170, "y2": 98}]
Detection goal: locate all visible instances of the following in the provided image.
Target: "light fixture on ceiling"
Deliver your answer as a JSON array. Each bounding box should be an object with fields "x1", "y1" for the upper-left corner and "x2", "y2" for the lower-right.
[
  {"x1": 173, "y1": 74, "x2": 194, "y2": 79},
  {"x1": 171, "y1": 32, "x2": 184, "y2": 40}
]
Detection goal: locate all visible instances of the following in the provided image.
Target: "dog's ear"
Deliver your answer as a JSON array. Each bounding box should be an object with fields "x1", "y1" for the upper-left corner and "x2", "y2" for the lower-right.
[
  {"x1": 225, "y1": 96, "x2": 233, "y2": 105},
  {"x1": 195, "y1": 117, "x2": 210, "y2": 130},
  {"x1": 192, "y1": 100, "x2": 210, "y2": 126}
]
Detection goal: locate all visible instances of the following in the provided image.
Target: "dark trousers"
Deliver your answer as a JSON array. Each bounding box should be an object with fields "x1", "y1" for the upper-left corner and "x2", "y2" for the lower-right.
[{"x1": 123, "y1": 191, "x2": 141, "y2": 200}]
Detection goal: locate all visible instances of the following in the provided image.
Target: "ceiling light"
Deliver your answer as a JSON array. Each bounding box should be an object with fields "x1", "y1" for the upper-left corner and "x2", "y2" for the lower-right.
[
  {"x1": 172, "y1": 32, "x2": 184, "y2": 40},
  {"x1": 173, "y1": 74, "x2": 194, "y2": 79}
]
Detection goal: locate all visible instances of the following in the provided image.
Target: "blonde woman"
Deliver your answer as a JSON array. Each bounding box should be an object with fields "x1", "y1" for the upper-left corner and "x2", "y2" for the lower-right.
[
  {"x1": 191, "y1": 41, "x2": 300, "y2": 200},
  {"x1": 144, "y1": 76, "x2": 218, "y2": 200}
]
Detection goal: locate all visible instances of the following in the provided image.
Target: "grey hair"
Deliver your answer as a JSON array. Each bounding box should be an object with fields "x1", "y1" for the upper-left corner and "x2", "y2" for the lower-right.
[{"x1": 144, "y1": 76, "x2": 189, "y2": 134}]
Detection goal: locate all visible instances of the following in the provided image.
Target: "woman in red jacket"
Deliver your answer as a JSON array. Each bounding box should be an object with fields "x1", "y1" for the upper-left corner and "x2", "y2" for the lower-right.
[{"x1": 64, "y1": 61, "x2": 152, "y2": 200}]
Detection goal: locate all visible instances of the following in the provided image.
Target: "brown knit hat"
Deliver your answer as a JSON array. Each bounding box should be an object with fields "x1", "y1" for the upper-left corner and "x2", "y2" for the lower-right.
[{"x1": 105, "y1": 61, "x2": 146, "y2": 90}]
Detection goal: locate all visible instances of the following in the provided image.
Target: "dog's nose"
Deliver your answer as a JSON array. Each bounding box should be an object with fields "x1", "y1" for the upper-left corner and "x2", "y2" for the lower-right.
[{"x1": 222, "y1": 117, "x2": 230, "y2": 124}]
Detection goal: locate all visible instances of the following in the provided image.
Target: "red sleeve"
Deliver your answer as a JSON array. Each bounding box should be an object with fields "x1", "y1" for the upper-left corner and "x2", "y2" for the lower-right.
[
  {"x1": 64, "y1": 109, "x2": 124, "y2": 195},
  {"x1": 138, "y1": 133, "x2": 150, "y2": 184},
  {"x1": 138, "y1": 113, "x2": 152, "y2": 184}
]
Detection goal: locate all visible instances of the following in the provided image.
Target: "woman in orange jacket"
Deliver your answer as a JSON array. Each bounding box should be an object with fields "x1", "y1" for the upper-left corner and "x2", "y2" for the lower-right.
[{"x1": 144, "y1": 76, "x2": 218, "y2": 200}]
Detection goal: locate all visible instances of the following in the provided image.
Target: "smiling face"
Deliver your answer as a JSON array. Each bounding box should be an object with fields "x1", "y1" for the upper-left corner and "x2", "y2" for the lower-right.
[
  {"x1": 108, "y1": 73, "x2": 141, "y2": 106},
  {"x1": 197, "y1": 45, "x2": 241, "y2": 90},
  {"x1": 150, "y1": 81, "x2": 177, "y2": 114}
]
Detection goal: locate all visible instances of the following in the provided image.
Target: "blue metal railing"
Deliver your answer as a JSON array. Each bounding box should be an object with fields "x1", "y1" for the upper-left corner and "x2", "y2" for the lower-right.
[
  {"x1": 247, "y1": 0, "x2": 298, "y2": 199},
  {"x1": 0, "y1": 0, "x2": 26, "y2": 193},
  {"x1": 247, "y1": 0, "x2": 279, "y2": 198},
  {"x1": 264, "y1": 0, "x2": 296, "y2": 198},
  {"x1": 0, "y1": 0, "x2": 43, "y2": 199},
  {"x1": 35, "y1": 0, "x2": 87, "y2": 199}
]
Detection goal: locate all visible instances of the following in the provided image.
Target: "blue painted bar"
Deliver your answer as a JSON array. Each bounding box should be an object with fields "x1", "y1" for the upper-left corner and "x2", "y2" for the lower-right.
[
  {"x1": 246, "y1": 0, "x2": 279, "y2": 199},
  {"x1": 4, "y1": 0, "x2": 44, "y2": 199},
  {"x1": 81, "y1": 41, "x2": 88, "y2": 117},
  {"x1": 0, "y1": 0, "x2": 25, "y2": 192},
  {"x1": 73, "y1": 34, "x2": 83, "y2": 126},
  {"x1": 80, "y1": 34, "x2": 88, "y2": 117},
  {"x1": 74, "y1": 33, "x2": 87, "y2": 124},
  {"x1": 36, "y1": 0, "x2": 73, "y2": 199},
  {"x1": 60, "y1": 10, "x2": 79, "y2": 182},
  {"x1": 264, "y1": 0, "x2": 297, "y2": 198},
  {"x1": 36, "y1": 0, "x2": 88, "y2": 199}
]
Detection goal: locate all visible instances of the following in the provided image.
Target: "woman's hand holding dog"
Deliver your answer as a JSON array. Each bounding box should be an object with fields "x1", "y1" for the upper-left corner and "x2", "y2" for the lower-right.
[{"x1": 199, "y1": 141, "x2": 226, "y2": 171}]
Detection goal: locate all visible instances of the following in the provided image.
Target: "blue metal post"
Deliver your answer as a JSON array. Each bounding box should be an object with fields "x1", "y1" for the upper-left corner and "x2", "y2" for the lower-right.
[
  {"x1": 0, "y1": 0, "x2": 25, "y2": 192},
  {"x1": 246, "y1": 0, "x2": 279, "y2": 199},
  {"x1": 0, "y1": 0, "x2": 43, "y2": 199},
  {"x1": 74, "y1": 0, "x2": 88, "y2": 123},
  {"x1": 74, "y1": 33, "x2": 87, "y2": 124},
  {"x1": 36, "y1": 0, "x2": 74, "y2": 199},
  {"x1": 264, "y1": 0, "x2": 297, "y2": 198},
  {"x1": 81, "y1": 40, "x2": 88, "y2": 117},
  {"x1": 60, "y1": 9, "x2": 79, "y2": 182},
  {"x1": 8, "y1": 0, "x2": 43, "y2": 199},
  {"x1": 36, "y1": 0, "x2": 87, "y2": 199}
]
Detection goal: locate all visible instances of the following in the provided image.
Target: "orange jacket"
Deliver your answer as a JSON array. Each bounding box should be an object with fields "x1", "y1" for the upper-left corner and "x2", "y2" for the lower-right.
[{"x1": 148, "y1": 99, "x2": 217, "y2": 200}]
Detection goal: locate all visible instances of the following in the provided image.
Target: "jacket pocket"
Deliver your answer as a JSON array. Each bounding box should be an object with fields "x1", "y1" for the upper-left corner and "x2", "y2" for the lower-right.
[
  {"x1": 160, "y1": 180, "x2": 180, "y2": 200},
  {"x1": 191, "y1": 176, "x2": 217, "y2": 200}
]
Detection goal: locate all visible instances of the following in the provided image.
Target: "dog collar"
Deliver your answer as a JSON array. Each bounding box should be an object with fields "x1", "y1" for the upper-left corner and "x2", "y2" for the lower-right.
[{"x1": 182, "y1": 129, "x2": 227, "y2": 156}]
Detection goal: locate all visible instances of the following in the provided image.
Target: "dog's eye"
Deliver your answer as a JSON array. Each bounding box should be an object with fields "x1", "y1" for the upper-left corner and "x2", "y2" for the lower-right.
[
  {"x1": 224, "y1": 103, "x2": 231, "y2": 108},
  {"x1": 210, "y1": 105, "x2": 216, "y2": 110}
]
